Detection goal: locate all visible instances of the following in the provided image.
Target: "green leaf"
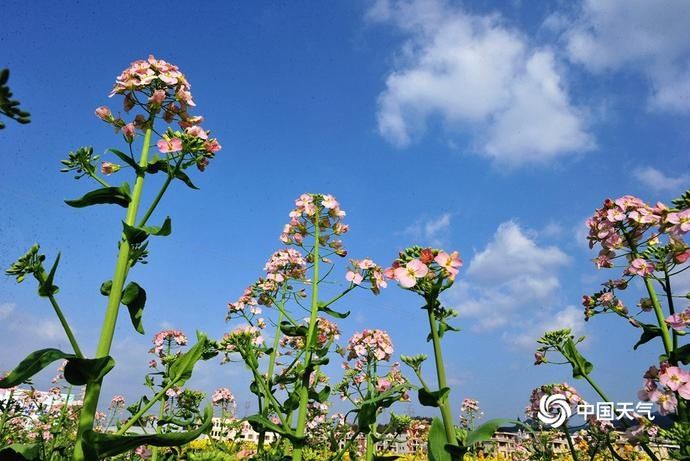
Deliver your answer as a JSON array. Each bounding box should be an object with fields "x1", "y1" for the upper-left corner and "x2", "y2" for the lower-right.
[
  {"x1": 428, "y1": 417, "x2": 451, "y2": 461},
  {"x1": 561, "y1": 338, "x2": 593, "y2": 378},
  {"x1": 246, "y1": 414, "x2": 303, "y2": 443},
  {"x1": 633, "y1": 322, "x2": 662, "y2": 350},
  {"x1": 174, "y1": 170, "x2": 199, "y2": 190},
  {"x1": 122, "y1": 217, "x2": 172, "y2": 245},
  {"x1": 64, "y1": 356, "x2": 115, "y2": 385},
  {"x1": 168, "y1": 332, "x2": 210, "y2": 387},
  {"x1": 464, "y1": 418, "x2": 516, "y2": 446},
  {"x1": 64, "y1": 183, "x2": 131, "y2": 208},
  {"x1": 418, "y1": 387, "x2": 450, "y2": 408},
  {"x1": 0, "y1": 443, "x2": 42, "y2": 460},
  {"x1": 309, "y1": 386, "x2": 331, "y2": 404},
  {"x1": 82, "y1": 406, "x2": 213, "y2": 459},
  {"x1": 317, "y1": 302, "x2": 350, "y2": 319},
  {"x1": 108, "y1": 148, "x2": 140, "y2": 171},
  {"x1": 37, "y1": 252, "x2": 60, "y2": 297},
  {"x1": 146, "y1": 159, "x2": 199, "y2": 190},
  {"x1": 121, "y1": 282, "x2": 146, "y2": 334},
  {"x1": 357, "y1": 403, "x2": 378, "y2": 434},
  {"x1": 671, "y1": 344, "x2": 690, "y2": 365},
  {"x1": 0, "y1": 348, "x2": 74, "y2": 388},
  {"x1": 279, "y1": 321, "x2": 308, "y2": 337}
]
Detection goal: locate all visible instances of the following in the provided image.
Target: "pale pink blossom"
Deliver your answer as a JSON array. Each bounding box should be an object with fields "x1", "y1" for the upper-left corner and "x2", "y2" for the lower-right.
[
  {"x1": 157, "y1": 137, "x2": 183, "y2": 153},
  {"x1": 95, "y1": 106, "x2": 111, "y2": 121},
  {"x1": 434, "y1": 251, "x2": 463, "y2": 280},
  {"x1": 393, "y1": 259, "x2": 429, "y2": 288},
  {"x1": 122, "y1": 123, "x2": 136, "y2": 142}
]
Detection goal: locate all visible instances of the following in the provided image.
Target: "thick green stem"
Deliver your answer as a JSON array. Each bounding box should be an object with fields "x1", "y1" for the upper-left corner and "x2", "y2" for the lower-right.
[
  {"x1": 643, "y1": 276, "x2": 673, "y2": 356},
  {"x1": 35, "y1": 271, "x2": 83, "y2": 358},
  {"x1": 563, "y1": 425, "x2": 579, "y2": 461},
  {"x1": 293, "y1": 208, "x2": 321, "y2": 461},
  {"x1": 73, "y1": 128, "x2": 153, "y2": 461},
  {"x1": 426, "y1": 304, "x2": 460, "y2": 459}
]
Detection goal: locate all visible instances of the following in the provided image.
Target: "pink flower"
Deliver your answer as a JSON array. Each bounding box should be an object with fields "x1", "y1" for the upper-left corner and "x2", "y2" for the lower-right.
[
  {"x1": 185, "y1": 125, "x2": 208, "y2": 140},
  {"x1": 149, "y1": 89, "x2": 166, "y2": 107},
  {"x1": 95, "y1": 106, "x2": 112, "y2": 121},
  {"x1": 346, "y1": 270, "x2": 364, "y2": 285},
  {"x1": 322, "y1": 194, "x2": 339, "y2": 209},
  {"x1": 659, "y1": 366, "x2": 690, "y2": 391},
  {"x1": 434, "y1": 251, "x2": 463, "y2": 280},
  {"x1": 666, "y1": 308, "x2": 690, "y2": 331},
  {"x1": 122, "y1": 123, "x2": 136, "y2": 142},
  {"x1": 204, "y1": 139, "x2": 222, "y2": 153},
  {"x1": 376, "y1": 378, "x2": 392, "y2": 393},
  {"x1": 100, "y1": 162, "x2": 120, "y2": 176},
  {"x1": 679, "y1": 382, "x2": 690, "y2": 400},
  {"x1": 393, "y1": 259, "x2": 429, "y2": 288},
  {"x1": 157, "y1": 137, "x2": 183, "y2": 153},
  {"x1": 650, "y1": 389, "x2": 677, "y2": 415},
  {"x1": 626, "y1": 258, "x2": 655, "y2": 277}
]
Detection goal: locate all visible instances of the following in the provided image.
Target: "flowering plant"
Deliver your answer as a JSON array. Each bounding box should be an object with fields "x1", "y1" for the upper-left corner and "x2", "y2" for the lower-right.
[
  {"x1": 535, "y1": 189, "x2": 690, "y2": 461},
  {"x1": 223, "y1": 193, "x2": 388, "y2": 461},
  {"x1": 1, "y1": 55, "x2": 220, "y2": 460},
  {"x1": 0, "y1": 68, "x2": 30, "y2": 129}
]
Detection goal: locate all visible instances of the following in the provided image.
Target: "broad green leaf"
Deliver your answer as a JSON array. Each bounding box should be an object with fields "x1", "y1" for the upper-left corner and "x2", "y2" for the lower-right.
[
  {"x1": 0, "y1": 443, "x2": 42, "y2": 460},
  {"x1": 671, "y1": 344, "x2": 690, "y2": 365},
  {"x1": 168, "y1": 332, "x2": 210, "y2": 387},
  {"x1": 419, "y1": 387, "x2": 450, "y2": 408},
  {"x1": 122, "y1": 217, "x2": 172, "y2": 245},
  {"x1": 279, "y1": 321, "x2": 308, "y2": 337},
  {"x1": 83, "y1": 406, "x2": 213, "y2": 459},
  {"x1": 64, "y1": 356, "x2": 115, "y2": 385},
  {"x1": 0, "y1": 348, "x2": 74, "y2": 388},
  {"x1": 464, "y1": 418, "x2": 516, "y2": 446},
  {"x1": 246, "y1": 414, "x2": 303, "y2": 443},
  {"x1": 309, "y1": 386, "x2": 331, "y2": 404},
  {"x1": 121, "y1": 282, "x2": 146, "y2": 334},
  {"x1": 108, "y1": 148, "x2": 140, "y2": 170},
  {"x1": 37, "y1": 252, "x2": 60, "y2": 297},
  {"x1": 146, "y1": 159, "x2": 199, "y2": 189},
  {"x1": 357, "y1": 403, "x2": 377, "y2": 434},
  {"x1": 562, "y1": 338, "x2": 593, "y2": 378},
  {"x1": 427, "y1": 417, "x2": 451, "y2": 461},
  {"x1": 633, "y1": 322, "x2": 662, "y2": 350},
  {"x1": 65, "y1": 183, "x2": 131, "y2": 208}
]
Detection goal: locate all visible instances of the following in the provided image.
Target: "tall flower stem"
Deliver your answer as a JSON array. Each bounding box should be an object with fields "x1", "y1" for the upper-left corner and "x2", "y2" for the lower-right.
[
  {"x1": 292, "y1": 208, "x2": 321, "y2": 461},
  {"x1": 73, "y1": 127, "x2": 153, "y2": 461},
  {"x1": 36, "y1": 271, "x2": 83, "y2": 358},
  {"x1": 426, "y1": 298, "x2": 460, "y2": 459},
  {"x1": 562, "y1": 425, "x2": 579, "y2": 461},
  {"x1": 258, "y1": 310, "x2": 285, "y2": 454}
]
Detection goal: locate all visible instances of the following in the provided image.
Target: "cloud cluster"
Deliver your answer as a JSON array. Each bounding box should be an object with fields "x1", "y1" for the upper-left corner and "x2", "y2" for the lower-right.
[
  {"x1": 369, "y1": 0, "x2": 594, "y2": 166},
  {"x1": 444, "y1": 221, "x2": 583, "y2": 346},
  {"x1": 633, "y1": 166, "x2": 690, "y2": 193}
]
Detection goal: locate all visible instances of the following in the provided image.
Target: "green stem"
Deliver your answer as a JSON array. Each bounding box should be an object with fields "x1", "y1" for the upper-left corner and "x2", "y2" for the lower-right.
[
  {"x1": 138, "y1": 174, "x2": 173, "y2": 228},
  {"x1": 643, "y1": 276, "x2": 673, "y2": 356},
  {"x1": 73, "y1": 127, "x2": 153, "y2": 461},
  {"x1": 35, "y1": 271, "x2": 83, "y2": 358},
  {"x1": 258, "y1": 310, "x2": 285, "y2": 454},
  {"x1": 293, "y1": 207, "x2": 321, "y2": 461},
  {"x1": 563, "y1": 425, "x2": 579, "y2": 461},
  {"x1": 0, "y1": 388, "x2": 14, "y2": 439},
  {"x1": 150, "y1": 396, "x2": 167, "y2": 461},
  {"x1": 426, "y1": 303, "x2": 460, "y2": 459},
  {"x1": 663, "y1": 267, "x2": 678, "y2": 351},
  {"x1": 49, "y1": 385, "x2": 73, "y2": 458},
  {"x1": 89, "y1": 172, "x2": 110, "y2": 188},
  {"x1": 117, "y1": 383, "x2": 173, "y2": 435}
]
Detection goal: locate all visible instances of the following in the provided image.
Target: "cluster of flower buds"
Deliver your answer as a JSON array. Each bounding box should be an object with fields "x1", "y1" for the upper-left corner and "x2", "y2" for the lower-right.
[
  {"x1": 280, "y1": 317, "x2": 341, "y2": 352},
  {"x1": 149, "y1": 329, "x2": 188, "y2": 363},
  {"x1": 220, "y1": 325, "x2": 265, "y2": 355},
  {"x1": 345, "y1": 258, "x2": 388, "y2": 294},
  {"x1": 638, "y1": 363, "x2": 690, "y2": 415},
  {"x1": 109, "y1": 395, "x2": 126, "y2": 410},
  {"x1": 279, "y1": 194, "x2": 348, "y2": 256},
  {"x1": 95, "y1": 55, "x2": 221, "y2": 170},
  {"x1": 375, "y1": 363, "x2": 408, "y2": 400},
  {"x1": 526, "y1": 383, "x2": 583, "y2": 421},
  {"x1": 386, "y1": 246, "x2": 462, "y2": 293},
  {"x1": 581, "y1": 279, "x2": 629, "y2": 320},
  {"x1": 461, "y1": 398, "x2": 481, "y2": 414}
]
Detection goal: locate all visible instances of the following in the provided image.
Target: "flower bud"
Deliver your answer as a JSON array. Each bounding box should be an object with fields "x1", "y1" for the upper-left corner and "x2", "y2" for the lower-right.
[
  {"x1": 100, "y1": 162, "x2": 121, "y2": 176},
  {"x1": 95, "y1": 106, "x2": 112, "y2": 121}
]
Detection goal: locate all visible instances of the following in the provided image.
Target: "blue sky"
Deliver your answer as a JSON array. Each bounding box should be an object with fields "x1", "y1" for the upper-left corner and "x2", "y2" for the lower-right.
[{"x1": 1, "y1": 0, "x2": 689, "y2": 422}]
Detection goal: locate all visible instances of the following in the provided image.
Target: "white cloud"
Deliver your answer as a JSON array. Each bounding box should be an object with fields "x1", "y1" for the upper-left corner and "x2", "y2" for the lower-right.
[
  {"x1": 633, "y1": 166, "x2": 690, "y2": 192},
  {"x1": 509, "y1": 305, "x2": 585, "y2": 349},
  {"x1": 401, "y1": 212, "x2": 451, "y2": 246},
  {"x1": 0, "y1": 303, "x2": 15, "y2": 320},
  {"x1": 370, "y1": 0, "x2": 594, "y2": 166},
  {"x1": 445, "y1": 221, "x2": 571, "y2": 336},
  {"x1": 562, "y1": 0, "x2": 690, "y2": 112}
]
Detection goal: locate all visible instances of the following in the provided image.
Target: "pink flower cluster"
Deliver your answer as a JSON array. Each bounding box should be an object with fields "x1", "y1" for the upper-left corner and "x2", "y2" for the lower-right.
[
  {"x1": 586, "y1": 195, "x2": 689, "y2": 269},
  {"x1": 526, "y1": 383, "x2": 582, "y2": 420},
  {"x1": 387, "y1": 247, "x2": 463, "y2": 290},
  {"x1": 581, "y1": 279, "x2": 629, "y2": 320},
  {"x1": 211, "y1": 387, "x2": 236, "y2": 407},
  {"x1": 638, "y1": 363, "x2": 690, "y2": 415},
  {"x1": 345, "y1": 258, "x2": 388, "y2": 294},
  {"x1": 279, "y1": 194, "x2": 348, "y2": 256},
  {"x1": 346, "y1": 329, "x2": 394, "y2": 362},
  {"x1": 461, "y1": 398, "x2": 481, "y2": 413},
  {"x1": 227, "y1": 248, "x2": 307, "y2": 318},
  {"x1": 666, "y1": 307, "x2": 690, "y2": 331},
  {"x1": 149, "y1": 329, "x2": 188, "y2": 358},
  {"x1": 376, "y1": 364, "x2": 408, "y2": 398},
  {"x1": 109, "y1": 395, "x2": 126, "y2": 410}
]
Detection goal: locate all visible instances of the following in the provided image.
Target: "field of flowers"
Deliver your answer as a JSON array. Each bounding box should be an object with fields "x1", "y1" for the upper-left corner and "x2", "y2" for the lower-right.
[{"x1": 1, "y1": 55, "x2": 689, "y2": 461}]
